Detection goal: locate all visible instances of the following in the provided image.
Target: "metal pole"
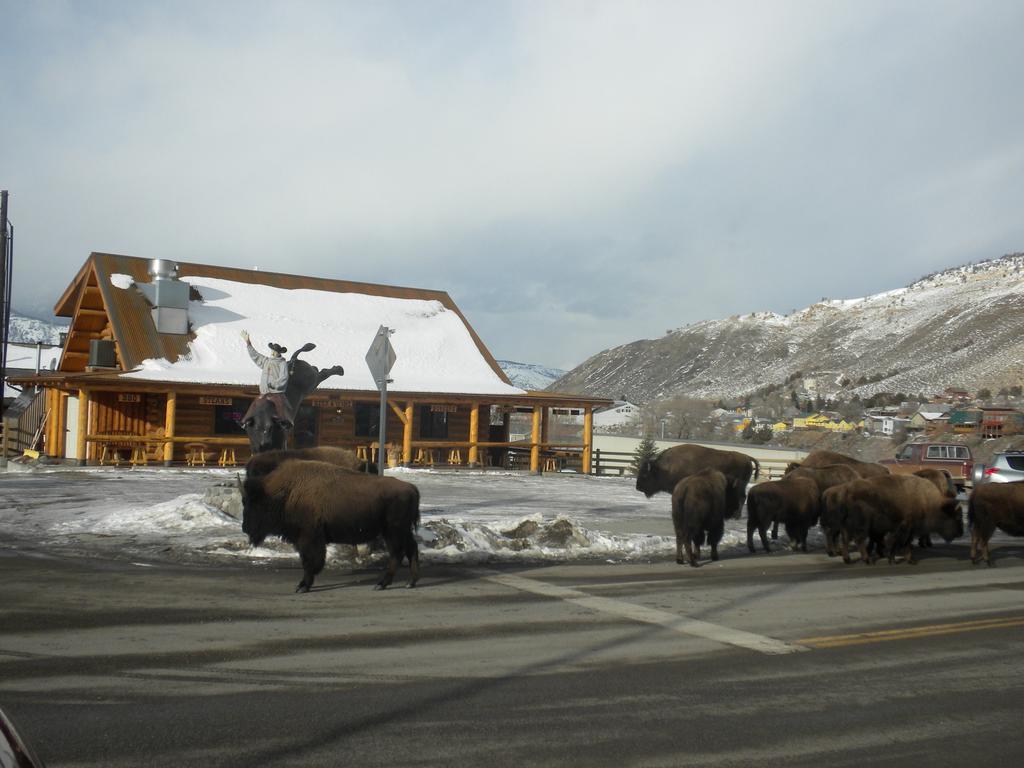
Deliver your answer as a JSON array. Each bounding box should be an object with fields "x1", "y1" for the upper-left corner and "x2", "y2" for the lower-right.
[
  {"x1": 377, "y1": 376, "x2": 388, "y2": 476},
  {"x1": 0, "y1": 190, "x2": 9, "y2": 425}
]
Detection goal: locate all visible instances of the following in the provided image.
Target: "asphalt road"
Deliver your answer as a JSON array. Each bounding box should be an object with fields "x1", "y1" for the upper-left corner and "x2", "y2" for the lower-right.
[{"x1": 2, "y1": 539, "x2": 1023, "y2": 767}]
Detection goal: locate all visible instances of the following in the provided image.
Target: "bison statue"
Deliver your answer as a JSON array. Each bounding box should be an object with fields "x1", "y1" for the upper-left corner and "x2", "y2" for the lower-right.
[
  {"x1": 240, "y1": 459, "x2": 420, "y2": 592},
  {"x1": 242, "y1": 343, "x2": 346, "y2": 454},
  {"x1": 636, "y1": 444, "x2": 759, "y2": 519},
  {"x1": 968, "y1": 481, "x2": 1024, "y2": 566},
  {"x1": 670, "y1": 468, "x2": 728, "y2": 567}
]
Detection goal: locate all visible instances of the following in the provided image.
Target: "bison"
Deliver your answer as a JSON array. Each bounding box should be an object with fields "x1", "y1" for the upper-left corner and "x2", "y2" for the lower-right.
[
  {"x1": 636, "y1": 444, "x2": 759, "y2": 519},
  {"x1": 838, "y1": 474, "x2": 963, "y2": 565},
  {"x1": 745, "y1": 476, "x2": 820, "y2": 553},
  {"x1": 781, "y1": 463, "x2": 861, "y2": 546},
  {"x1": 968, "y1": 481, "x2": 1024, "y2": 566},
  {"x1": 245, "y1": 445, "x2": 374, "y2": 480},
  {"x1": 912, "y1": 468, "x2": 958, "y2": 548},
  {"x1": 671, "y1": 469, "x2": 728, "y2": 567},
  {"x1": 240, "y1": 459, "x2": 420, "y2": 592}
]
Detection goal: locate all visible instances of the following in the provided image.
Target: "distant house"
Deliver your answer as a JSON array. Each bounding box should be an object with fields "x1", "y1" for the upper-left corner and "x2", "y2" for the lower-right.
[
  {"x1": 909, "y1": 406, "x2": 951, "y2": 434},
  {"x1": 979, "y1": 407, "x2": 1024, "y2": 439},
  {"x1": 10, "y1": 253, "x2": 611, "y2": 470},
  {"x1": 949, "y1": 408, "x2": 982, "y2": 433},
  {"x1": 593, "y1": 400, "x2": 640, "y2": 430}
]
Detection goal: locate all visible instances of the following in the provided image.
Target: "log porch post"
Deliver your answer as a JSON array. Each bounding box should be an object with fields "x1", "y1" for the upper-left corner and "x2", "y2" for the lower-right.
[
  {"x1": 403, "y1": 403, "x2": 413, "y2": 465},
  {"x1": 56, "y1": 391, "x2": 69, "y2": 458},
  {"x1": 582, "y1": 406, "x2": 594, "y2": 475},
  {"x1": 76, "y1": 389, "x2": 89, "y2": 466},
  {"x1": 468, "y1": 403, "x2": 480, "y2": 466},
  {"x1": 163, "y1": 391, "x2": 177, "y2": 465},
  {"x1": 530, "y1": 405, "x2": 542, "y2": 473}
]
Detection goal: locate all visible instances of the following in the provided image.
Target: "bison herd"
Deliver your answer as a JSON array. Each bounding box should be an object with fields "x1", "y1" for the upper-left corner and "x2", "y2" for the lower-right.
[
  {"x1": 236, "y1": 442, "x2": 1024, "y2": 593},
  {"x1": 639, "y1": 444, "x2": 1022, "y2": 570}
]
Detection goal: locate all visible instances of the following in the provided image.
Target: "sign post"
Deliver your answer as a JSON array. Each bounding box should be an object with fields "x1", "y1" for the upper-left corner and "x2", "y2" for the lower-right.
[{"x1": 364, "y1": 326, "x2": 397, "y2": 476}]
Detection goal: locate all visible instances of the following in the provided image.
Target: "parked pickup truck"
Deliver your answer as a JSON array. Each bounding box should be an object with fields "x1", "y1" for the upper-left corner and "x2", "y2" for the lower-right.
[{"x1": 879, "y1": 442, "x2": 974, "y2": 492}]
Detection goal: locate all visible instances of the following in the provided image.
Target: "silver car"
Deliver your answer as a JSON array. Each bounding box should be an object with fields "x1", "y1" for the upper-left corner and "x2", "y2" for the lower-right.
[{"x1": 972, "y1": 450, "x2": 1024, "y2": 484}]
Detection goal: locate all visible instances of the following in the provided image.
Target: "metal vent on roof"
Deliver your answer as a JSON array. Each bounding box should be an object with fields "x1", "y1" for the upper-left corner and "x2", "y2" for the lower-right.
[{"x1": 148, "y1": 259, "x2": 189, "y2": 335}]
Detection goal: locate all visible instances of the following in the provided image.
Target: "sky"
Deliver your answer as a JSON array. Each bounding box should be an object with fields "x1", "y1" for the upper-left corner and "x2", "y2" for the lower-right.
[{"x1": 2, "y1": 0, "x2": 1023, "y2": 371}]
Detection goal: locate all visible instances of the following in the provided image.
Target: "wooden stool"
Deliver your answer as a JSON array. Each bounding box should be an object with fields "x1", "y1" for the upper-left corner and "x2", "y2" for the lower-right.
[
  {"x1": 356, "y1": 446, "x2": 369, "y2": 463},
  {"x1": 185, "y1": 443, "x2": 208, "y2": 467},
  {"x1": 99, "y1": 443, "x2": 123, "y2": 466},
  {"x1": 414, "y1": 448, "x2": 434, "y2": 466},
  {"x1": 542, "y1": 456, "x2": 558, "y2": 473},
  {"x1": 218, "y1": 448, "x2": 237, "y2": 467},
  {"x1": 448, "y1": 449, "x2": 462, "y2": 465},
  {"x1": 130, "y1": 445, "x2": 149, "y2": 466}
]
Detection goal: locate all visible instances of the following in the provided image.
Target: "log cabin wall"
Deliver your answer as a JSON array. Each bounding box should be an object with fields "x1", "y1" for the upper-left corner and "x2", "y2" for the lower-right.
[{"x1": 92, "y1": 392, "x2": 148, "y2": 436}]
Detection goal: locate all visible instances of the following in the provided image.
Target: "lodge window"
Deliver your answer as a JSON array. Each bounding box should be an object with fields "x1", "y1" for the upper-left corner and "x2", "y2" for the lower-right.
[
  {"x1": 419, "y1": 405, "x2": 449, "y2": 439},
  {"x1": 354, "y1": 403, "x2": 379, "y2": 438},
  {"x1": 214, "y1": 401, "x2": 250, "y2": 435}
]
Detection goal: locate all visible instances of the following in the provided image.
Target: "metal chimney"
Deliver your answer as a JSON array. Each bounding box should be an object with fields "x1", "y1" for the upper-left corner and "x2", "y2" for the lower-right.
[{"x1": 148, "y1": 259, "x2": 189, "y2": 335}]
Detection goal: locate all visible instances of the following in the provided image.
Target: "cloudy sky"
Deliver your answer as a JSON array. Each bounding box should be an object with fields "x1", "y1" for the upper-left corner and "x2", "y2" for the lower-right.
[{"x1": 2, "y1": 1, "x2": 1023, "y2": 370}]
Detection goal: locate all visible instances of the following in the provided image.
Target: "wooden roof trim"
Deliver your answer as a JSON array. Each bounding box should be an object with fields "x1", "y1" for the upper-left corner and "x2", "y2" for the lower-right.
[
  {"x1": 15, "y1": 371, "x2": 612, "y2": 407},
  {"x1": 53, "y1": 256, "x2": 95, "y2": 317}
]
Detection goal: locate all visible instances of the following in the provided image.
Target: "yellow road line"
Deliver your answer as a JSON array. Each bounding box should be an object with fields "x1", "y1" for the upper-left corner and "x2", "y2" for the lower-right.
[{"x1": 798, "y1": 616, "x2": 1024, "y2": 648}]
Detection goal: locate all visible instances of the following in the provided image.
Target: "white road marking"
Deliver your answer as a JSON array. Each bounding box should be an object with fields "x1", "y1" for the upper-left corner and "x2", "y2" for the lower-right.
[{"x1": 479, "y1": 571, "x2": 808, "y2": 655}]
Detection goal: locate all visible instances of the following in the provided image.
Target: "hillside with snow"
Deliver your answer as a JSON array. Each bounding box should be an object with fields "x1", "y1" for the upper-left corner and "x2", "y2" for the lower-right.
[
  {"x1": 497, "y1": 360, "x2": 566, "y2": 391},
  {"x1": 6, "y1": 311, "x2": 68, "y2": 344},
  {"x1": 553, "y1": 253, "x2": 1024, "y2": 403}
]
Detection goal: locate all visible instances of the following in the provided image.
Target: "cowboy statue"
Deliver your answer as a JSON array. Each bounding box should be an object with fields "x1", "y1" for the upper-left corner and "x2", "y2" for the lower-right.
[{"x1": 240, "y1": 330, "x2": 293, "y2": 429}]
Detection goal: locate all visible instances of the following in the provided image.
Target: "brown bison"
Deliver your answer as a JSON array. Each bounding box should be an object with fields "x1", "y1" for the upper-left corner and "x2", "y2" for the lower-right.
[
  {"x1": 671, "y1": 469, "x2": 728, "y2": 567},
  {"x1": 968, "y1": 482, "x2": 1024, "y2": 566},
  {"x1": 912, "y1": 468, "x2": 958, "y2": 548},
  {"x1": 245, "y1": 445, "x2": 373, "y2": 480},
  {"x1": 782, "y1": 463, "x2": 862, "y2": 546},
  {"x1": 745, "y1": 476, "x2": 820, "y2": 553},
  {"x1": 636, "y1": 444, "x2": 759, "y2": 518},
  {"x1": 240, "y1": 459, "x2": 421, "y2": 592},
  {"x1": 788, "y1": 450, "x2": 890, "y2": 479},
  {"x1": 838, "y1": 474, "x2": 963, "y2": 565}
]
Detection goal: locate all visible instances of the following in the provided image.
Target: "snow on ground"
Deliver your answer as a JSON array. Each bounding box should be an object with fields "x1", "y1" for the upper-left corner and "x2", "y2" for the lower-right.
[{"x1": 0, "y1": 464, "x2": 791, "y2": 568}]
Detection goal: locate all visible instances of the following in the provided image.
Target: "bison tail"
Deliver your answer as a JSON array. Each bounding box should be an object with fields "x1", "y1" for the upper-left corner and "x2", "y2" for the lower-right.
[
  {"x1": 967, "y1": 495, "x2": 975, "y2": 531},
  {"x1": 752, "y1": 458, "x2": 761, "y2": 480}
]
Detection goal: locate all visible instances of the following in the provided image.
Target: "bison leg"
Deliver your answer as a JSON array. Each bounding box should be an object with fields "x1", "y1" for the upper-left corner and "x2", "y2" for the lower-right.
[
  {"x1": 747, "y1": 517, "x2": 770, "y2": 553},
  {"x1": 684, "y1": 534, "x2": 699, "y2": 568},
  {"x1": 675, "y1": 532, "x2": 686, "y2": 565},
  {"x1": 297, "y1": 538, "x2": 327, "y2": 593},
  {"x1": 969, "y1": 527, "x2": 980, "y2": 564},
  {"x1": 405, "y1": 534, "x2": 420, "y2": 588},
  {"x1": 840, "y1": 529, "x2": 853, "y2": 564},
  {"x1": 857, "y1": 536, "x2": 872, "y2": 565},
  {"x1": 770, "y1": 520, "x2": 779, "y2": 541},
  {"x1": 377, "y1": 536, "x2": 405, "y2": 590}
]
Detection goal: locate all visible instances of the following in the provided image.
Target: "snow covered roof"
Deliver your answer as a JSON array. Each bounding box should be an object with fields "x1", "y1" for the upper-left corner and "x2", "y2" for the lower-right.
[{"x1": 56, "y1": 253, "x2": 528, "y2": 397}]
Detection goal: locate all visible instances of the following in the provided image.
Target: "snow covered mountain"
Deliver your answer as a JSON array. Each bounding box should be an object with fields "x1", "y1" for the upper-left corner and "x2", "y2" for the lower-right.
[
  {"x1": 497, "y1": 360, "x2": 567, "y2": 391},
  {"x1": 6, "y1": 311, "x2": 68, "y2": 344},
  {"x1": 553, "y1": 253, "x2": 1024, "y2": 404}
]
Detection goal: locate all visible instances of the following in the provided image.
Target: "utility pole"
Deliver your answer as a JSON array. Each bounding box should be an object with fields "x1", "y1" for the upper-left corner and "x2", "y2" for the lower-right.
[{"x1": 0, "y1": 190, "x2": 11, "y2": 467}]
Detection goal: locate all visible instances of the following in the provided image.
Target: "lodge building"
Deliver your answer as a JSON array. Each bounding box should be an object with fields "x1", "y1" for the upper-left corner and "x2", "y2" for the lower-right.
[{"x1": 11, "y1": 253, "x2": 611, "y2": 472}]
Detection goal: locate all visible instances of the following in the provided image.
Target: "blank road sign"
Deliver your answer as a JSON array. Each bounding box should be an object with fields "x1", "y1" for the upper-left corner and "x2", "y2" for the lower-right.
[{"x1": 365, "y1": 326, "x2": 397, "y2": 390}]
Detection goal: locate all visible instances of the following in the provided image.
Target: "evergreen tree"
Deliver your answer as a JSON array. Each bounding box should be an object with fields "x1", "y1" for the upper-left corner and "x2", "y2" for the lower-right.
[{"x1": 631, "y1": 435, "x2": 659, "y2": 475}]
